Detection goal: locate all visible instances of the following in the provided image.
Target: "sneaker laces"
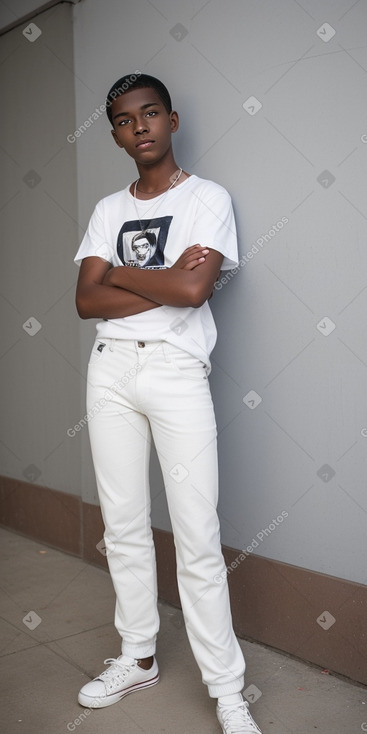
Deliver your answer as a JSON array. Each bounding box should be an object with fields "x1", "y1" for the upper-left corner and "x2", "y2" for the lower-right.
[
  {"x1": 219, "y1": 701, "x2": 261, "y2": 733},
  {"x1": 98, "y1": 657, "x2": 137, "y2": 687}
]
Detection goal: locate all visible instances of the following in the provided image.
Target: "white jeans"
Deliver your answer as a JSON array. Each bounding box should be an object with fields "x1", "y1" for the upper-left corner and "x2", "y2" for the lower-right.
[{"x1": 86, "y1": 338, "x2": 245, "y2": 697}]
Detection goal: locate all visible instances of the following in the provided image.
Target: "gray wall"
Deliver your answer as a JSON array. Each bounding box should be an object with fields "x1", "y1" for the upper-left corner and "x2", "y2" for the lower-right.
[
  {"x1": 1, "y1": 0, "x2": 367, "y2": 586},
  {"x1": 0, "y1": 4, "x2": 82, "y2": 495}
]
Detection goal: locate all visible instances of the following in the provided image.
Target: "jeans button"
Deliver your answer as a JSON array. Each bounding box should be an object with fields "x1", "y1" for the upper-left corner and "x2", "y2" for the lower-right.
[{"x1": 138, "y1": 341, "x2": 145, "y2": 348}]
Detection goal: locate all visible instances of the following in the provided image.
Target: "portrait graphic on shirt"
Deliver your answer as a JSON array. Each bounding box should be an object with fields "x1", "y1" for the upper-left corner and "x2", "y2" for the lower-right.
[{"x1": 117, "y1": 216, "x2": 173, "y2": 269}]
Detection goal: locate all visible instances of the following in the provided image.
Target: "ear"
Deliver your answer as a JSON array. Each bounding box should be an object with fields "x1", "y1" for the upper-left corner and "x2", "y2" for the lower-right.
[
  {"x1": 111, "y1": 129, "x2": 124, "y2": 148},
  {"x1": 169, "y1": 110, "x2": 179, "y2": 133}
]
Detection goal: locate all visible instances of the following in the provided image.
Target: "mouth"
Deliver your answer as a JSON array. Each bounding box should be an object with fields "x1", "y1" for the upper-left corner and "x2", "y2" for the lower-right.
[{"x1": 136, "y1": 139, "x2": 155, "y2": 149}]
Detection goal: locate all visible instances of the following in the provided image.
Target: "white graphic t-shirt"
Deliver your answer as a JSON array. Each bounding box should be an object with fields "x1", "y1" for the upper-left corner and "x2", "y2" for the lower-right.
[{"x1": 75, "y1": 174, "x2": 238, "y2": 371}]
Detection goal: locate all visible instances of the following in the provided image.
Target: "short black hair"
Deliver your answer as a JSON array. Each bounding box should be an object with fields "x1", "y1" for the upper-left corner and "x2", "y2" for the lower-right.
[{"x1": 106, "y1": 73, "x2": 172, "y2": 125}]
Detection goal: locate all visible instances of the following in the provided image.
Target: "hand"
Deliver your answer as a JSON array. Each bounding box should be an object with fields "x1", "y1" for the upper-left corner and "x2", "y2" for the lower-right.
[{"x1": 172, "y1": 244, "x2": 209, "y2": 271}]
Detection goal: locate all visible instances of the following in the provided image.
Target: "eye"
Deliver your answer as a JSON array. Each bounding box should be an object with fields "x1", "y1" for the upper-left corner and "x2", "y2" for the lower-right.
[
  {"x1": 146, "y1": 110, "x2": 157, "y2": 117},
  {"x1": 118, "y1": 119, "x2": 131, "y2": 126}
]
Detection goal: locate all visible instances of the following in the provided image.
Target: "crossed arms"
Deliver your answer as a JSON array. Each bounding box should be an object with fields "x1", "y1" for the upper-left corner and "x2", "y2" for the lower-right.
[{"x1": 76, "y1": 245, "x2": 223, "y2": 320}]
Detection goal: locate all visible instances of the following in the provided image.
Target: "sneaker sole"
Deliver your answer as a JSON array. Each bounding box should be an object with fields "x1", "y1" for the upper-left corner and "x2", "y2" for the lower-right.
[{"x1": 78, "y1": 672, "x2": 160, "y2": 708}]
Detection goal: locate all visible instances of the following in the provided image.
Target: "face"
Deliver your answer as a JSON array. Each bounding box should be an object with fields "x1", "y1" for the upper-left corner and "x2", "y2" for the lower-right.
[
  {"x1": 110, "y1": 87, "x2": 179, "y2": 166},
  {"x1": 132, "y1": 236, "x2": 151, "y2": 264}
]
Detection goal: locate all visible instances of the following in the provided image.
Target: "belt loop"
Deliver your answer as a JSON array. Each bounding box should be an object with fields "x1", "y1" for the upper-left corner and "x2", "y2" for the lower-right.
[
  {"x1": 109, "y1": 338, "x2": 115, "y2": 352},
  {"x1": 162, "y1": 341, "x2": 170, "y2": 363}
]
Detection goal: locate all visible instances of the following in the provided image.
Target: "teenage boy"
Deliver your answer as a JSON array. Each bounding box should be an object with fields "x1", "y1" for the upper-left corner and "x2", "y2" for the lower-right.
[{"x1": 74, "y1": 73, "x2": 262, "y2": 734}]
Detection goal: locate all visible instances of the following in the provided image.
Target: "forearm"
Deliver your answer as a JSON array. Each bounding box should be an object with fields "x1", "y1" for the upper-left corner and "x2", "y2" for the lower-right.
[
  {"x1": 76, "y1": 282, "x2": 160, "y2": 319},
  {"x1": 106, "y1": 266, "x2": 209, "y2": 308}
]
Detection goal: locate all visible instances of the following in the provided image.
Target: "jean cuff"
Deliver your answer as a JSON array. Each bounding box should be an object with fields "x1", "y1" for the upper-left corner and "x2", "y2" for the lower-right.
[
  {"x1": 121, "y1": 641, "x2": 156, "y2": 659},
  {"x1": 207, "y1": 675, "x2": 245, "y2": 698}
]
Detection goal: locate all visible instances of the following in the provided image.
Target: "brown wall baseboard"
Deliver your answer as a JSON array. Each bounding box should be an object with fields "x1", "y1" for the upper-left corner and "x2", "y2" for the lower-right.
[
  {"x1": 0, "y1": 475, "x2": 81, "y2": 556},
  {"x1": 0, "y1": 475, "x2": 366, "y2": 686}
]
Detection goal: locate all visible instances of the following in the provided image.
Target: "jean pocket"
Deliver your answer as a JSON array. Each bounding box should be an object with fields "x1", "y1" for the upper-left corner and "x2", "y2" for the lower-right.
[
  {"x1": 88, "y1": 340, "x2": 108, "y2": 366},
  {"x1": 170, "y1": 347, "x2": 208, "y2": 381}
]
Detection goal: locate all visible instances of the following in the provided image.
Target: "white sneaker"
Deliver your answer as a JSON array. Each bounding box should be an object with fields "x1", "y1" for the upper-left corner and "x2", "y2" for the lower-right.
[
  {"x1": 217, "y1": 700, "x2": 262, "y2": 733},
  {"x1": 78, "y1": 655, "x2": 159, "y2": 708}
]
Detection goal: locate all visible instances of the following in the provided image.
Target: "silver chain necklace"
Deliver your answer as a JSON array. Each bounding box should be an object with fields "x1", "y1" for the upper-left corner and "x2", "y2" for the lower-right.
[{"x1": 132, "y1": 168, "x2": 183, "y2": 235}]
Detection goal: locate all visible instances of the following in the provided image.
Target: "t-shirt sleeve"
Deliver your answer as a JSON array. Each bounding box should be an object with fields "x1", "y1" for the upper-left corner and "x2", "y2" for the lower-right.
[
  {"x1": 189, "y1": 187, "x2": 238, "y2": 270},
  {"x1": 74, "y1": 200, "x2": 114, "y2": 266}
]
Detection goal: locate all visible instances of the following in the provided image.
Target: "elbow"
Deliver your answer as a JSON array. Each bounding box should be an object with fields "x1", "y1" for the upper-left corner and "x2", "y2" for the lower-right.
[
  {"x1": 75, "y1": 295, "x2": 90, "y2": 319},
  {"x1": 184, "y1": 271, "x2": 217, "y2": 308},
  {"x1": 191, "y1": 296, "x2": 207, "y2": 309},
  {"x1": 188, "y1": 284, "x2": 211, "y2": 309},
  {"x1": 76, "y1": 306, "x2": 89, "y2": 320}
]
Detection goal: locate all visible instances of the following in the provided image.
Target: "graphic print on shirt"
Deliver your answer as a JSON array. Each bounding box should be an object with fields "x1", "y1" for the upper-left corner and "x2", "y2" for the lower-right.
[{"x1": 117, "y1": 216, "x2": 173, "y2": 269}]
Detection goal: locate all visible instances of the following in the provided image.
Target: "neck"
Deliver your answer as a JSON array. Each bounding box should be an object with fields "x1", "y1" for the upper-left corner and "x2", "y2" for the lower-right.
[{"x1": 135, "y1": 155, "x2": 180, "y2": 194}]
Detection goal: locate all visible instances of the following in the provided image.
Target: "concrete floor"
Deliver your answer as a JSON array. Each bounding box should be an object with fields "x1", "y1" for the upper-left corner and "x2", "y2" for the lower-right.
[{"x1": 0, "y1": 527, "x2": 366, "y2": 734}]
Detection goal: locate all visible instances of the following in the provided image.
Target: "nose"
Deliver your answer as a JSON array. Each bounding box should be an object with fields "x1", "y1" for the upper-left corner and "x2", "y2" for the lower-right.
[{"x1": 134, "y1": 116, "x2": 148, "y2": 135}]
